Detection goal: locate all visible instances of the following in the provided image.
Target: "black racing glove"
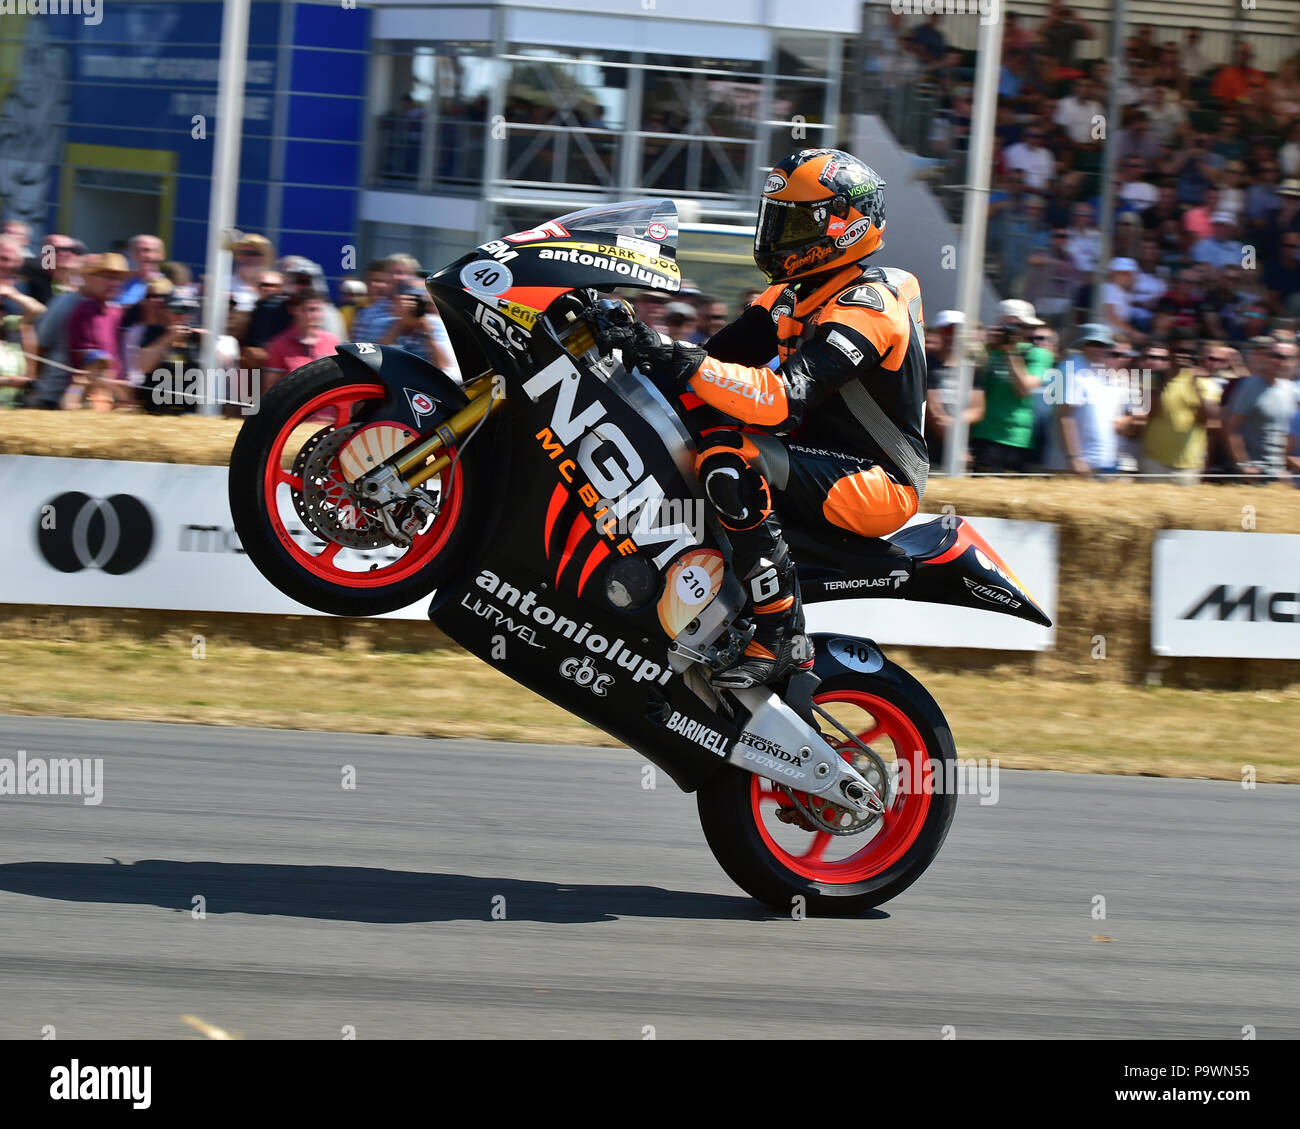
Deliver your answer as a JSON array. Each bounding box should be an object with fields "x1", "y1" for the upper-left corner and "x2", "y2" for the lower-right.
[{"x1": 593, "y1": 301, "x2": 705, "y2": 389}]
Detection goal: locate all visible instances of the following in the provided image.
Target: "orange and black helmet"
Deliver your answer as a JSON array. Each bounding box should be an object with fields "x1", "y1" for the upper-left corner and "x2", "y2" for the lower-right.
[{"x1": 754, "y1": 149, "x2": 887, "y2": 284}]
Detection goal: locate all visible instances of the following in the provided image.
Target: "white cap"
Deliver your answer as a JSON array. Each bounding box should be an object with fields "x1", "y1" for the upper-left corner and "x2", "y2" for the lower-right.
[
  {"x1": 932, "y1": 309, "x2": 965, "y2": 329},
  {"x1": 1210, "y1": 211, "x2": 1236, "y2": 225},
  {"x1": 1108, "y1": 257, "x2": 1138, "y2": 272},
  {"x1": 997, "y1": 298, "x2": 1045, "y2": 326}
]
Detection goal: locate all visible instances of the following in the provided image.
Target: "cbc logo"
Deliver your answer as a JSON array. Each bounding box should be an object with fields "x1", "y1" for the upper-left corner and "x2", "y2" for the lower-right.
[{"x1": 36, "y1": 492, "x2": 155, "y2": 574}]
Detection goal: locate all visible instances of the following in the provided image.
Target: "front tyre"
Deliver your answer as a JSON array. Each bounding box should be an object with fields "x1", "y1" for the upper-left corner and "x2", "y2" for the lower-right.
[
  {"x1": 228, "y1": 356, "x2": 474, "y2": 616},
  {"x1": 697, "y1": 663, "x2": 958, "y2": 915}
]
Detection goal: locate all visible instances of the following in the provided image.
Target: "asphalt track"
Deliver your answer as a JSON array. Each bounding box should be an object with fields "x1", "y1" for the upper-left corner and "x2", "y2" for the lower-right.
[{"x1": 0, "y1": 715, "x2": 1294, "y2": 1040}]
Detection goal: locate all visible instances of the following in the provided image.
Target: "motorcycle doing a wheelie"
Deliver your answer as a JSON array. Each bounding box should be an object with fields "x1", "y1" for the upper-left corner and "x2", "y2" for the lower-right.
[{"x1": 228, "y1": 200, "x2": 1051, "y2": 914}]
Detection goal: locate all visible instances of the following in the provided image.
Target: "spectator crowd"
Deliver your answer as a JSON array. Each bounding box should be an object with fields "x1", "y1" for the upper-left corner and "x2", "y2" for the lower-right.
[
  {"x1": 884, "y1": 4, "x2": 1300, "y2": 483},
  {"x1": 0, "y1": 226, "x2": 474, "y2": 414},
  {"x1": 0, "y1": 217, "x2": 738, "y2": 418},
  {"x1": 3, "y1": 7, "x2": 1298, "y2": 482}
]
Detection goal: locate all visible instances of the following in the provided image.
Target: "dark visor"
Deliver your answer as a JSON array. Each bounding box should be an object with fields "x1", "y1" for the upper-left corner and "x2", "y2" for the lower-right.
[{"x1": 757, "y1": 198, "x2": 826, "y2": 251}]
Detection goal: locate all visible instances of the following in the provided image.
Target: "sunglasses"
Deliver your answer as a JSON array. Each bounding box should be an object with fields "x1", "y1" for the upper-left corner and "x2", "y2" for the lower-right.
[{"x1": 1032, "y1": 333, "x2": 1052, "y2": 341}]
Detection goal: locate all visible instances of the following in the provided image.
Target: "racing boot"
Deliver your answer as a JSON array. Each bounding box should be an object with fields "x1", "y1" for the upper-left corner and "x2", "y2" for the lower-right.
[{"x1": 713, "y1": 540, "x2": 814, "y2": 689}]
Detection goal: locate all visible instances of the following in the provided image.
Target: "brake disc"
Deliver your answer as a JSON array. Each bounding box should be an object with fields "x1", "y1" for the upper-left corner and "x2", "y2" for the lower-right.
[
  {"x1": 290, "y1": 424, "x2": 395, "y2": 549},
  {"x1": 776, "y1": 749, "x2": 890, "y2": 836}
]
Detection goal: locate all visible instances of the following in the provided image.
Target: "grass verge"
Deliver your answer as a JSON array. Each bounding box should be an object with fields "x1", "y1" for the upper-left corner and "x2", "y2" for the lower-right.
[{"x1": 1, "y1": 638, "x2": 1293, "y2": 783}]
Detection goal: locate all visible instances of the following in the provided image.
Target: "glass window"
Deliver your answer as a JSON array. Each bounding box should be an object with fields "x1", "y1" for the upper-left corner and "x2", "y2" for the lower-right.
[
  {"x1": 370, "y1": 42, "x2": 495, "y2": 190},
  {"x1": 775, "y1": 34, "x2": 832, "y2": 79},
  {"x1": 638, "y1": 67, "x2": 760, "y2": 196},
  {"x1": 643, "y1": 53, "x2": 763, "y2": 76},
  {"x1": 772, "y1": 77, "x2": 830, "y2": 129},
  {"x1": 501, "y1": 49, "x2": 628, "y2": 187}
]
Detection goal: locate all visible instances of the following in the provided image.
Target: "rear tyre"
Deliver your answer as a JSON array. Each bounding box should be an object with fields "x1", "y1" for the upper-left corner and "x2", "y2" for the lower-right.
[
  {"x1": 228, "y1": 356, "x2": 475, "y2": 616},
  {"x1": 697, "y1": 662, "x2": 957, "y2": 915}
]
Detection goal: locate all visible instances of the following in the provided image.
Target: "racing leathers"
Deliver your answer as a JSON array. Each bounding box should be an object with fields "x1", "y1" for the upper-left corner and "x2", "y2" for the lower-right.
[{"x1": 606, "y1": 261, "x2": 930, "y2": 687}]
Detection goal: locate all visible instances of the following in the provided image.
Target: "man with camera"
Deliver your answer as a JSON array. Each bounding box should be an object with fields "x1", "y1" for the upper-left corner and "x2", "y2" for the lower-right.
[
  {"x1": 135, "y1": 292, "x2": 206, "y2": 413},
  {"x1": 1139, "y1": 329, "x2": 1220, "y2": 484},
  {"x1": 263, "y1": 290, "x2": 340, "y2": 394},
  {"x1": 378, "y1": 283, "x2": 459, "y2": 380},
  {"x1": 969, "y1": 300, "x2": 1051, "y2": 474},
  {"x1": 376, "y1": 253, "x2": 460, "y2": 381}
]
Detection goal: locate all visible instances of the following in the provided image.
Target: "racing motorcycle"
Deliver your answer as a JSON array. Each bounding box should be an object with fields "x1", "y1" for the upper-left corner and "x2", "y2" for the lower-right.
[{"x1": 228, "y1": 200, "x2": 1051, "y2": 914}]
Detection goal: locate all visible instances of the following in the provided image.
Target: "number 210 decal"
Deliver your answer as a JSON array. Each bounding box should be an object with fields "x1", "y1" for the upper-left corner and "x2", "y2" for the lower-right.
[{"x1": 657, "y1": 549, "x2": 724, "y2": 637}]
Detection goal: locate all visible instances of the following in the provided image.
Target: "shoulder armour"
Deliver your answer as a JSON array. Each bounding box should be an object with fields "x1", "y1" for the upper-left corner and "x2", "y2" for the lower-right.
[{"x1": 836, "y1": 284, "x2": 887, "y2": 312}]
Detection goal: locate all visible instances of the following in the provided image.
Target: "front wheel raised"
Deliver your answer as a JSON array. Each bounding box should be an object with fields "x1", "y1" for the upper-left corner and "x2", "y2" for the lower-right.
[
  {"x1": 697, "y1": 665, "x2": 958, "y2": 915},
  {"x1": 228, "y1": 355, "x2": 474, "y2": 616}
]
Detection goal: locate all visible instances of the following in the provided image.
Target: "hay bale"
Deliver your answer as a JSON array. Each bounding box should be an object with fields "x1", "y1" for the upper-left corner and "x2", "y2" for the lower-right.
[{"x1": 5, "y1": 415, "x2": 1299, "y2": 686}]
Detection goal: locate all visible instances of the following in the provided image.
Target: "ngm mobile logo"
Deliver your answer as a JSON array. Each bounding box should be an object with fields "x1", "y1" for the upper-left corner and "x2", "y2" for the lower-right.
[{"x1": 523, "y1": 357, "x2": 700, "y2": 567}]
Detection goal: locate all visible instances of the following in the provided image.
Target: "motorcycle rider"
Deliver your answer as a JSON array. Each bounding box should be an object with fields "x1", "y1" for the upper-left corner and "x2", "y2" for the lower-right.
[{"x1": 596, "y1": 148, "x2": 929, "y2": 688}]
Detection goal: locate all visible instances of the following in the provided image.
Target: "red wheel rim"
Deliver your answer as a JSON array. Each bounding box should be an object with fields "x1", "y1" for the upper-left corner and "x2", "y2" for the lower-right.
[
  {"x1": 262, "y1": 381, "x2": 463, "y2": 588},
  {"x1": 750, "y1": 690, "x2": 932, "y2": 884}
]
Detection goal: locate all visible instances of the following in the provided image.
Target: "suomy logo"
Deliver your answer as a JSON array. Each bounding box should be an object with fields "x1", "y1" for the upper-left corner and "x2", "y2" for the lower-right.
[
  {"x1": 763, "y1": 172, "x2": 787, "y2": 194},
  {"x1": 36, "y1": 493, "x2": 154, "y2": 574},
  {"x1": 833, "y1": 218, "x2": 873, "y2": 248}
]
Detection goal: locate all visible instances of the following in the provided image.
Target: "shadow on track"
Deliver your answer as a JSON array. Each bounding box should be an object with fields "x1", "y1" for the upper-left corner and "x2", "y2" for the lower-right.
[{"x1": 0, "y1": 859, "x2": 885, "y2": 922}]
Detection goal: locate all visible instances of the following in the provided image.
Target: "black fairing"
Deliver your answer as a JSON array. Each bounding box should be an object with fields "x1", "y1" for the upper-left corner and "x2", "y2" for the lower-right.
[
  {"x1": 334, "y1": 342, "x2": 468, "y2": 430},
  {"x1": 427, "y1": 328, "x2": 737, "y2": 793},
  {"x1": 795, "y1": 517, "x2": 1052, "y2": 627}
]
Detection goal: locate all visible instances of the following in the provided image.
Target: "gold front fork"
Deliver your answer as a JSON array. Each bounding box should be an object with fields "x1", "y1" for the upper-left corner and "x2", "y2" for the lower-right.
[{"x1": 389, "y1": 373, "x2": 503, "y2": 488}]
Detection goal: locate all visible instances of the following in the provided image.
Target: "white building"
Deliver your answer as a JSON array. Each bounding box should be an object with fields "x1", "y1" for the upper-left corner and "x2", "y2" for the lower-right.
[{"x1": 358, "y1": 0, "x2": 861, "y2": 276}]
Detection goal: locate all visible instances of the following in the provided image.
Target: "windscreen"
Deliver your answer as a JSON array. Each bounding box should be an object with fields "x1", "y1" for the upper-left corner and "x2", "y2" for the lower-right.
[{"x1": 552, "y1": 199, "x2": 679, "y2": 257}]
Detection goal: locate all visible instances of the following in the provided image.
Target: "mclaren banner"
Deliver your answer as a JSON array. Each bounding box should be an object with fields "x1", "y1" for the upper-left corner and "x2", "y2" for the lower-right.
[
  {"x1": 1153, "y1": 530, "x2": 1300, "y2": 659},
  {"x1": 1, "y1": 456, "x2": 1058, "y2": 648}
]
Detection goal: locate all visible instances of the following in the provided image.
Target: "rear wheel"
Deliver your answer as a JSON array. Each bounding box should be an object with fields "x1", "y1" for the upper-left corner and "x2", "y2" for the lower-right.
[
  {"x1": 697, "y1": 664, "x2": 957, "y2": 915},
  {"x1": 228, "y1": 356, "x2": 474, "y2": 616}
]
